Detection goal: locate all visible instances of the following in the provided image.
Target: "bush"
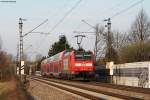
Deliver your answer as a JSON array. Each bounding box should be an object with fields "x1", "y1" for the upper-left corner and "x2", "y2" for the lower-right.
[
  {"x1": 119, "y1": 41, "x2": 150, "y2": 63},
  {"x1": 0, "y1": 51, "x2": 15, "y2": 80}
]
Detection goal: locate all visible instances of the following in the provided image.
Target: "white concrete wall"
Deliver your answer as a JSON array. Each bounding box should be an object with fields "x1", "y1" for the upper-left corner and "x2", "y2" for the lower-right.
[
  {"x1": 112, "y1": 61, "x2": 150, "y2": 88},
  {"x1": 148, "y1": 62, "x2": 150, "y2": 88},
  {"x1": 113, "y1": 61, "x2": 150, "y2": 68},
  {"x1": 113, "y1": 76, "x2": 144, "y2": 87}
]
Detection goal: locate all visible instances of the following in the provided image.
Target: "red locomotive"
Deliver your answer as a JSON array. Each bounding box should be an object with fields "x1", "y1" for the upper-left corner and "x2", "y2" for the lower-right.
[{"x1": 41, "y1": 50, "x2": 95, "y2": 79}]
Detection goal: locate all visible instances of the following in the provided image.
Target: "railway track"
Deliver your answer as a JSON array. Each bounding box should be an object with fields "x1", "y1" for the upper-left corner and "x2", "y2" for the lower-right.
[
  {"x1": 29, "y1": 76, "x2": 149, "y2": 100},
  {"x1": 88, "y1": 82, "x2": 150, "y2": 94}
]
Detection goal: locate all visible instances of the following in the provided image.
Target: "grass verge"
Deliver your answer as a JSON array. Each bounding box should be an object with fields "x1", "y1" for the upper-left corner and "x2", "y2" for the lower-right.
[{"x1": 0, "y1": 77, "x2": 34, "y2": 100}]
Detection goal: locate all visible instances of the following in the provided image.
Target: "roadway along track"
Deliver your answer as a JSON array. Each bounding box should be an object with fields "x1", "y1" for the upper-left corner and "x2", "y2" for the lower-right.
[{"x1": 30, "y1": 76, "x2": 145, "y2": 100}]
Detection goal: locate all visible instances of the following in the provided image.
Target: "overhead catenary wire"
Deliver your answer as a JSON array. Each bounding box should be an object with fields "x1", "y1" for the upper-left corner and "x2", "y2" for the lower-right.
[
  {"x1": 38, "y1": 0, "x2": 131, "y2": 55},
  {"x1": 110, "y1": 0, "x2": 144, "y2": 19},
  {"x1": 80, "y1": 0, "x2": 143, "y2": 60},
  {"x1": 23, "y1": 19, "x2": 48, "y2": 37},
  {"x1": 34, "y1": 0, "x2": 83, "y2": 56},
  {"x1": 107, "y1": 0, "x2": 134, "y2": 11},
  {"x1": 93, "y1": 0, "x2": 142, "y2": 61},
  {"x1": 73, "y1": 0, "x2": 144, "y2": 59},
  {"x1": 36, "y1": 0, "x2": 144, "y2": 58},
  {"x1": 77, "y1": 0, "x2": 133, "y2": 35},
  {"x1": 81, "y1": 0, "x2": 134, "y2": 24},
  {"x1": 48, "y1": 0, "x2": 82, "y2": 33},
  {"x1": 52, "y1": 0, "x2": 74, "y2": 16},
  {"x1": 97, "y1": 0, "x2": 134, "y2": 17}
]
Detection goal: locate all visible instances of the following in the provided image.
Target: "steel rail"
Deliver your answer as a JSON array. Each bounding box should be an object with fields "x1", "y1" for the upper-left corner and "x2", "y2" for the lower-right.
[{"x1": 30, "y1": 77, "x2": 138, "y2": 100}]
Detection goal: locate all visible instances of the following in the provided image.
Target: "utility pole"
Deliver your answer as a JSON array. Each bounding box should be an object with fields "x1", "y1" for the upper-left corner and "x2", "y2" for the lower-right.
[
  {"x1": 104, "y1": 18, "x2": 113, "y2": 83},
  {"x1": 104, "y1": 18, "x2": 112, "y2": 61},
  {"x1": 17, "y1": 18, "x2": 48, "y2": 78},
  {"x1": 81, "y1": 20, "x2": 99, "y2": 60},
  {"x1": 19, "y1": 18, "x2": 24, "y2": 76},
  {"x1": 74, "y1": 35, "x2": 86, "y2": 49},
  {"x1": 95, "y1": 24, "x2": 99, "y2": 61},
  {"x1": 16, "y1": 44, "x2": 19, "y2": 75}
]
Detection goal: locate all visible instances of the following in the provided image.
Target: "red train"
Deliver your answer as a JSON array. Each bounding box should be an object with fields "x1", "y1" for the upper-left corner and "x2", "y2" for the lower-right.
[{"x1": 41, "y1": 50, "x2": 95, "y2": 79}]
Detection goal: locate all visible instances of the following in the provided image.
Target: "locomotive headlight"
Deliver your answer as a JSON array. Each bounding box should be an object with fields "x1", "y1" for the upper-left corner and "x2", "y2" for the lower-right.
[
  {"x1": 86, "y1": 63, "x2": 92, "y2": 66},
  {"x1": 75, "y1": 63, "x2": 81, "y2": 66}
]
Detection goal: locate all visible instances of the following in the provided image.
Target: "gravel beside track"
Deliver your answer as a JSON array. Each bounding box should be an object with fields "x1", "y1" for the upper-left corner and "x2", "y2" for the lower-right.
[
  {"x1": 30, "y1": 76, "x2": 144, "y2": 100},
  {"x1": 33, "y1": 79, "x2": 121, "y2": 100},
  {"x1": 33, "y1": 76, "x2": 150, "y2": 100},
  {"x1": 27, "y1": 79, "x2": 86, "y2": 100}
]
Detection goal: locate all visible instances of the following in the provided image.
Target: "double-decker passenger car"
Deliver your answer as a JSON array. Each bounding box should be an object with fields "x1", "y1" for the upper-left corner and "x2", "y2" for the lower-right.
[{"x1": 41, "y1": 50, "x2": 95, "y2": 79}]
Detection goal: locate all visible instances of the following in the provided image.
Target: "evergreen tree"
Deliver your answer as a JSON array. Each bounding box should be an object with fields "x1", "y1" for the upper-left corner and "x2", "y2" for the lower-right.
[{"x1": 48, "y1": 35, "x2": 72, "y2": 57}]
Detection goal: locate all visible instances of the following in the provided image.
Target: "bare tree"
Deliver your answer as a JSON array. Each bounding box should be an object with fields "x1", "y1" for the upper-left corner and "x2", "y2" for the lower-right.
[
  {"x1": 35, "y1": 53, "x2": 43, "y2": 71},
  {"x1": 35, "y1": 53, "x2": 43, "y2": 61},
  {"x1": 113, "y1": 32, "x2": 128, "y2": 49},
  {"x1": 118, "y1": 9, "x2": 150, "y2": 63},
  {"x1": 95, "y1": 24, "x2": 121, "y2": 64},
  {"x1": 128, "y1": 9, "x2": 150, "y2": 42},
  {"x1": 94, "y1": 24, "x2": 106, "y2": 61},
  {"x1": 119, "y1": 41, "x2": 150, "y2": 63},
  {"x1": 0, "y1": 51, "x2": 13, "y2": 80}
]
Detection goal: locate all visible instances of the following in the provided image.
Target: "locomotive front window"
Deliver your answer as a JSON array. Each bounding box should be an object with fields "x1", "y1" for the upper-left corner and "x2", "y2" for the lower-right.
[
  {"x1": 75, "y1": 54, "x2": 92, "y2": 60},
  {"x1": 83, "y1": 54, "x2": 91, "y2": 60},
  {"x1": 74, "y1": 51, "x2": 93, "y2": 60},
  {"x1": 75, "y1": 55, "x2": 83, "y2": 60}
]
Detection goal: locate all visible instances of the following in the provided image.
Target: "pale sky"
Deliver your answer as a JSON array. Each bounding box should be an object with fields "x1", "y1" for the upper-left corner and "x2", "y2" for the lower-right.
[{"x1": 0, "y1": 0, "x2": 150, "y2": 60}]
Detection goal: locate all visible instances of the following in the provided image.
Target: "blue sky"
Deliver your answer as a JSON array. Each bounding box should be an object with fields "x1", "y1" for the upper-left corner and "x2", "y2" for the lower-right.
[{"x1": 0, "y1": 0, "x2": 150, "y2": 60}]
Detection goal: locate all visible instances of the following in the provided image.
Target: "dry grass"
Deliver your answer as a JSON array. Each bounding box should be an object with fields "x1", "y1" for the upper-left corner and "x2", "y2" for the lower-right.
[{"x1": 0, "y1": 78, "x2": 32, "y2": 100}]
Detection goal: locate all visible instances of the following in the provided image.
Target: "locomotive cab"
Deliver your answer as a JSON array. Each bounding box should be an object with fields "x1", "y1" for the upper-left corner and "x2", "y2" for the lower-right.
[{"x1": 72, "y1": 50, "x2": 95, "y2": 78}]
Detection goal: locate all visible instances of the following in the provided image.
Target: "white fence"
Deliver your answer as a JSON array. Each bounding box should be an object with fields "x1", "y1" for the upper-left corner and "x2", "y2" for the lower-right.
[{"x1": 112, "y1": 61, "x2": 150, "y2": 88}]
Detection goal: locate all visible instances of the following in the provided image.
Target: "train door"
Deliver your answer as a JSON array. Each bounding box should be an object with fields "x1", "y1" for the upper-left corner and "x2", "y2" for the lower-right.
[
  {"x1": 51, "y1": 62, "x2": 54, "y2": 76},
  {"x1": 53, "y1": 62, "x2": 58, "y2": 77},
  {"x1": 48, "y1": 63, "x2": 50, "y2": 76},
  {"x1": 47, "y1": 64, "x2": 50, "y2": 75},
  {"x1": 63, "y1": 57, "x2": 69, "y2": 73},
  {"x1": 58, "y1": 61, "x2": 61, "y2": 73},
  {"x1": 50, "y1": 62, "x2": 54, "y2": 77}
]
